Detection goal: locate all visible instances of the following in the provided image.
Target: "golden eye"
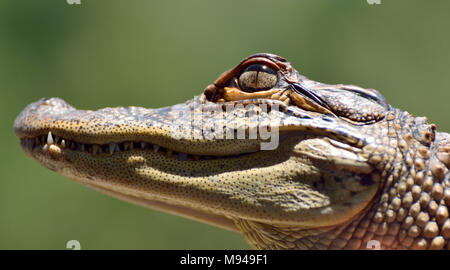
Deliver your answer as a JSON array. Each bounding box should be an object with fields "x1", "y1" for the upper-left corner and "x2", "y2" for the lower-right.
[{"x1": 238, "y1": 64, "x2": 278, "y2": 92}]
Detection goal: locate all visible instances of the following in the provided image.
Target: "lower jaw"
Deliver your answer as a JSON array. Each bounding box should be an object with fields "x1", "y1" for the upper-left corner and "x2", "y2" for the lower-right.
[
  {"x1": 20, "y1": 141, "x2": 243, "y2": 232},
  {"x1": 81, "y1": 181, "x2": 241, "y2": 232}
]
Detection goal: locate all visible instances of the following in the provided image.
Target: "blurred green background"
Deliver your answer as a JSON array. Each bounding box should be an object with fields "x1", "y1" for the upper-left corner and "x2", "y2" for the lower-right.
[{"x1": 1, "y1": 0, "x2": 449, "y2": 249}]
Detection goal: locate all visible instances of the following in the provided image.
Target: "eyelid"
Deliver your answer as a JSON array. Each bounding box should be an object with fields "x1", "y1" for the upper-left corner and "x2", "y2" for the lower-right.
[{"x1": 239, "y1": 58, "x2": 281, "y2": 72}]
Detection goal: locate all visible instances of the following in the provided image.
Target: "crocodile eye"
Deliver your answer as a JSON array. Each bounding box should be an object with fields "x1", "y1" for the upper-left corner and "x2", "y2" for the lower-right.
[{"x1": 238, "y1": 64, "x2": 278, "y2": 92}]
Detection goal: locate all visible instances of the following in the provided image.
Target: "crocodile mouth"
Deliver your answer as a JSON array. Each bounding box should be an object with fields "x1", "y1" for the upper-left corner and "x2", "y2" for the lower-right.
[{"x1": 19, "y1": 131, "x2": 239, "y2": 161}]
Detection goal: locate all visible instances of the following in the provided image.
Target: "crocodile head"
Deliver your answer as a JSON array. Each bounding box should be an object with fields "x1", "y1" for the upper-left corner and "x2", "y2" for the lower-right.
[{"x1": 14, "y1": 53, "x2": 449, "y2": 249}]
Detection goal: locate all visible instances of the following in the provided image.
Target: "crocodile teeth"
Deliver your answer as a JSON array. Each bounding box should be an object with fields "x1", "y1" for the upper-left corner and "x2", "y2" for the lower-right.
[
  {"x1": 47, "y1": 131, "x2": 54, "y2": 145},
  {"x1": 49, "y1": 144, "x2": 61, "y2": 154},
  {"x1": 109, "y1": 143, "x2": 116, "y2": 155},
  {"x1": 153, "y1": 144, "x2": 160, "y2": 152},
  {"x1": 28, "y1": 133, "x2": 234, "y2": 162},
  {"x1": 76, "y1": 143, "x2": 85, "y2": 152},
  {"x1": 140, "y1": 142, "x2": 147, "y2": 149}
]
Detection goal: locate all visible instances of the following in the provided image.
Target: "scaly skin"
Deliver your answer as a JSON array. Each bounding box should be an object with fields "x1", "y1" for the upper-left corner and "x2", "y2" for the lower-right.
[{"x1": 14, "y1": 54, "x2": 450, "y2": 249}]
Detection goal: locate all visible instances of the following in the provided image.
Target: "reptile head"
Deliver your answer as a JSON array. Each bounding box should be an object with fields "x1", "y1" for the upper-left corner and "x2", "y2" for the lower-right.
[{"x1": 14, "y1": 53, "x2": 396, "y2": 247}]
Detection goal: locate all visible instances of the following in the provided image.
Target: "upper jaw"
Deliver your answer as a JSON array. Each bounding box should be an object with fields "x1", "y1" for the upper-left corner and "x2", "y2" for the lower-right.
[{"x1": 14, "y1": 95, "x2": 370, "y2": 158}]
